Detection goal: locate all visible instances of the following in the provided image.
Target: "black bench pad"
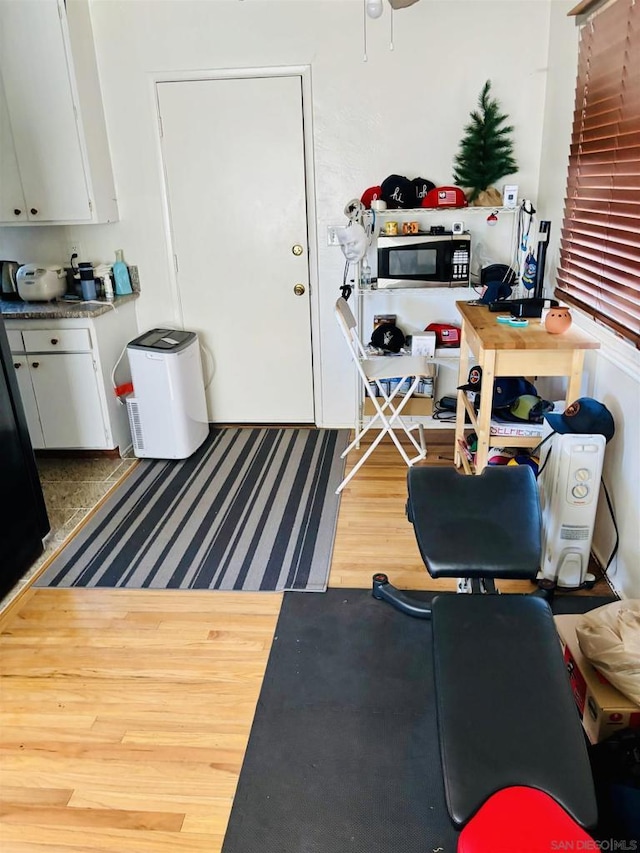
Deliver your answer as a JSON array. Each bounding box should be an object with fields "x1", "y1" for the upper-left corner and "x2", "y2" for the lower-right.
[
  {"x1": 432, "y1": 593, "x2": 598, "y2": 828},
  {"x1": 408, "y1": 466, "x2": 541, "y2": 579}
]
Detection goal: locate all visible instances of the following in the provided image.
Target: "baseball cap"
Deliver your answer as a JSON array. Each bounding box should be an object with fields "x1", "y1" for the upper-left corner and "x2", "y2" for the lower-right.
[
  {"x1": 360, "y1": 185, "x2": 383, "y2": 209},
  {"x1": 381, "y1": 175, "x2": 413, "y2": 210},
  {"x1": 458, "y1": 365, "x2": 483, "y2": 393},
  {"x1": 421, "y1": 186, "x2": 468, "y2": 209},
  {"x1": 502, "y1": 394, "x2": 554, "y2": 423},
  {"x1": 411, "y1": 177, "x2": 436, "y2": 207},
  {"x1": 370, "y1": 322, "x2": 406, "y2": 353},
  {"x1": 544, "y1": 397, "x2": 615, "y2": 443},
  {"x1": 458, "y1": 366, "x2": 537, "y2": 410}
]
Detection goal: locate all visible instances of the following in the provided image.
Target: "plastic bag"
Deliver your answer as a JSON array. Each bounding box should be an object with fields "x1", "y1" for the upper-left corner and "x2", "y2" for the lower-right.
[{"x1": 576, "y1": 600, "x2": 640, "y2": 706}]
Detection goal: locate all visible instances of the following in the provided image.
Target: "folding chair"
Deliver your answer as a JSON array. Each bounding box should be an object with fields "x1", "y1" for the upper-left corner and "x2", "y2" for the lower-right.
[{"x1": 335, "y1": 296, "x2": 431, "y2": 493}]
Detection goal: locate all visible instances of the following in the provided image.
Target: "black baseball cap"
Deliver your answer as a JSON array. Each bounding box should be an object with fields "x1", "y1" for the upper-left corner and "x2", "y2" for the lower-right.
[{"x1": 544, "y1": 397, "x2": 615, "y2": 442}]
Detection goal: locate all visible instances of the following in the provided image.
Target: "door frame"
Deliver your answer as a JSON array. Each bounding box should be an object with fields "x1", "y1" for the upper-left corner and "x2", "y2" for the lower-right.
[{"x1": 150, "y1": 65, "x2": 321, "y2": 425}]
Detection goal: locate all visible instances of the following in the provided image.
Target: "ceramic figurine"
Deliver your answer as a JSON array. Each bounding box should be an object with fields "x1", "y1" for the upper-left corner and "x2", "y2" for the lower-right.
[{"x1": 545, "y1": 306, "x2": 572, "y2": 334}]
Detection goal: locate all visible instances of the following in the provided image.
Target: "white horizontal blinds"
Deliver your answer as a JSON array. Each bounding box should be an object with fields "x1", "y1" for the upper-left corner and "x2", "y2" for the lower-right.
[{"x1": 556, "y1": 0, "x2": 640, "y2": 347}]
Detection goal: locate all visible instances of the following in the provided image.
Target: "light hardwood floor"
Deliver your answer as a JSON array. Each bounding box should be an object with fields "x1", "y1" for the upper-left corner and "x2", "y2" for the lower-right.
[{"x1": 0, "y1": 431, "x2": 611, "y2": 852}]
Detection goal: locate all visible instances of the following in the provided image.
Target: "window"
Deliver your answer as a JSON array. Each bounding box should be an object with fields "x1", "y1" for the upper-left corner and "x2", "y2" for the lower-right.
[{"x1": 556, "y1": 0, "x2": 640, "y2": 347}]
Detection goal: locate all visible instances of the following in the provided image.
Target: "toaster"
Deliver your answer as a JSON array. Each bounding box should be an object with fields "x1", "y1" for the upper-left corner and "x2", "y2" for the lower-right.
[{"x1": 16, "y1": 264, "x2": 67, "y2": 302}]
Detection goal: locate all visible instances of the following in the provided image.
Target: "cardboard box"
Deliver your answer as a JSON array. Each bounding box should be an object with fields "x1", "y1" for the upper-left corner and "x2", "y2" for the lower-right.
[
  {"x1": 410, "y1": 332, "x2": 436, "y2": 358},
  {"x1": 555, "y1": 614, "x2": 640, "y2": 744}
]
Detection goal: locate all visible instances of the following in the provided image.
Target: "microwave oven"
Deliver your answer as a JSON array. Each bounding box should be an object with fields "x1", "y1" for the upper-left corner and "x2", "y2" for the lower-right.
[{"x1": 373, "y1": 232, "x2": 471, "y2": 289}]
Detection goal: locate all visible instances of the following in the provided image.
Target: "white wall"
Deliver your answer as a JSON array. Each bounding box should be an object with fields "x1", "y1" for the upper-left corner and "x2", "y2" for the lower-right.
[{"x1": 538, "y1": 0, "x2": 640, "y2": 599}]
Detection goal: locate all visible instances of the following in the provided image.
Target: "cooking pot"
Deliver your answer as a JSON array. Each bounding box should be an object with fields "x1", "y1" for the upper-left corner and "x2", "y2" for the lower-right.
[
  {"x1": 1, "y1": 260, "x2": 21, "y2": 300},
  {"x1": 16, "y1": 264, "x2": 67, "y2": 302}
]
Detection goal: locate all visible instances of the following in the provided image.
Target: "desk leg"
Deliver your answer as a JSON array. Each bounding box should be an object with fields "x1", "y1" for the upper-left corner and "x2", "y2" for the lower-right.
[
  {"x1": 565, "y1": 350, "x2": 585, "y2": 408},
  {"x1": 475, "y1": 349, "x2": 495, "y2": 474},
  {"x1": 454, "y1": 322, "x2": 471, "y2": 468}
]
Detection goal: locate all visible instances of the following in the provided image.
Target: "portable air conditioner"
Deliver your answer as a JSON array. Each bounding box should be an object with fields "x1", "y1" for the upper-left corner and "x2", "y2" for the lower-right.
[
  {"x1": 537, "y1": 427, "x2": 606, "y2": 589},
  {"x1": 125, "y1": 328, "x2": 208, "y2": 459}
]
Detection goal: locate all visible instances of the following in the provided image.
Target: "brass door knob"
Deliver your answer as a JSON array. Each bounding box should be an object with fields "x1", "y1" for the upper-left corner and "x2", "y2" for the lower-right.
[
  {"x1": 293, "y1": 283, "x2": 306, "y2": 296},
  {"x1": 292, "y1": 244, "x2": 303, "y2": 256}
]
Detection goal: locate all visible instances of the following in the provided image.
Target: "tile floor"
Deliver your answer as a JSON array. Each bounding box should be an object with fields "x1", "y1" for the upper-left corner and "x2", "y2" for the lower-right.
[{"x1": 0, "y1": 455, "x2": 137, "y2": 612}]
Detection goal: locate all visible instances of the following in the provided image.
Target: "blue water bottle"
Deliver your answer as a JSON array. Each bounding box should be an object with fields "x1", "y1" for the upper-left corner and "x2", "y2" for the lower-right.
[{"x1": 113, "y1": 249, "x2": 132, "y2": 295}]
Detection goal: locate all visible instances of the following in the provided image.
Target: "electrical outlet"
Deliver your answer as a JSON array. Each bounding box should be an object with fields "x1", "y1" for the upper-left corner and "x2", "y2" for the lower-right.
[
  {"x1": 66, "y1": 241, "x2": 84, "y2": 264},
  {"x1": 327, "y1": 225, "x2": 347, "y2": 247}
]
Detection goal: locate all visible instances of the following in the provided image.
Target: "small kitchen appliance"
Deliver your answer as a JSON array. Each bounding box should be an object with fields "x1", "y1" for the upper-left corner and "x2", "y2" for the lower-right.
[
  {"x1": 374, "y1": 232, "x2": 471, "y2": 289},
  {"x1": 1, "y1": 261, "x2": 21, "y2": 300},
  {"x1": 126, "y1": 328, "x2": 209, "y2": 459},
  {"x1": 16, "y1": 264, "x2": 67, "y2": 302}
]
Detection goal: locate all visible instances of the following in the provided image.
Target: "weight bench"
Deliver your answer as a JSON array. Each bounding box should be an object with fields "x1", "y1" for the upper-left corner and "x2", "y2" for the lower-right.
[{"x1": 372, "y1": 465, "x2": 598, "y2": 838}]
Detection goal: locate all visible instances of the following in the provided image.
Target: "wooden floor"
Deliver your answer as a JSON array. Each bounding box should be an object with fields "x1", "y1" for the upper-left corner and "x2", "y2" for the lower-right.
[{"x1": 0, "y1": 431, "x2": 611, "y2": 852}]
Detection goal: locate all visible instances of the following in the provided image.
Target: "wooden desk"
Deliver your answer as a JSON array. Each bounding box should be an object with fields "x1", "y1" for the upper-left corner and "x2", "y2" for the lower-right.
[{"x1": 454, "y1": 302, "x2": 600, "y2": 473}]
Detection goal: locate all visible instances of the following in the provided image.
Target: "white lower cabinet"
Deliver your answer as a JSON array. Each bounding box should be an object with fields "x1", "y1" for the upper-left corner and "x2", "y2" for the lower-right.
[
  {"x1": 29, "y1": 352, "x2": 107, "y2": 449},
  {"x1": 6, "y1": 301, "x2": 138, "y2": 452},
  {"x1": 12, "y1": 354, "x2": 45, "y2": 448}
]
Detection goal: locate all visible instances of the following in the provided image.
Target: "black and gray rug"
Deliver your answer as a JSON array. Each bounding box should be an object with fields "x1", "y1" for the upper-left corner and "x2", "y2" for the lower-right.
[{"x1": 36, "y1": 427, "x2": 348, "y2": 592}]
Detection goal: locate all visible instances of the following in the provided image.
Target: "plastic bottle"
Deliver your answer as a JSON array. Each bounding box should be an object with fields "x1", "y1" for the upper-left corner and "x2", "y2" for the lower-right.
[
  {"x1": 112, "y1": 249, "x2": 132, "y2": 295},
  {"x1": 102, "y1": 274, "x2": 114, "y2": 301}
]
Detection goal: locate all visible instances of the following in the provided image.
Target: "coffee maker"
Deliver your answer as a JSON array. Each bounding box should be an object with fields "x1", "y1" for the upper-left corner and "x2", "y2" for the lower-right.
[{"x1": 0, "y1": 260, "x2": 21, "y2": 300}]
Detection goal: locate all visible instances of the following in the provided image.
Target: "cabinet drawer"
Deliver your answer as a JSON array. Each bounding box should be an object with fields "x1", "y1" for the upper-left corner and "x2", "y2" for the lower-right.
[
  {"x1": 6, "y1": 329, "x2": 24, "y2": 352},
  {"x1": 22, "y1": 328, "x2": 92, "y2": 353}
]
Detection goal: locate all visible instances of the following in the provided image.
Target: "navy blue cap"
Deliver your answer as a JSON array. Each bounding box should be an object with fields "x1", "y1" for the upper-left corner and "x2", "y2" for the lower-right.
[{"x1": 544, "y1": 397, "x2": 615, "y2": 443}]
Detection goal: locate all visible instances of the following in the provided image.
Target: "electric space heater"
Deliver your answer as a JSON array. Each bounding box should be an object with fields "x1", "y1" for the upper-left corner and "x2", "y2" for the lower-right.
[{"x1": 537, "y1": 428, "x2": 606, "y2": 589}]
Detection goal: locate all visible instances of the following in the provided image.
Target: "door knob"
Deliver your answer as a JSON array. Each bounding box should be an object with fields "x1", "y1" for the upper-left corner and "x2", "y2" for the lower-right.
[
  {"x1": 292, "y1": 244, "x2": 303, "y2": 256},
  {"x1": 293, "y1": 283, "x2": 306, "y2": 296}
]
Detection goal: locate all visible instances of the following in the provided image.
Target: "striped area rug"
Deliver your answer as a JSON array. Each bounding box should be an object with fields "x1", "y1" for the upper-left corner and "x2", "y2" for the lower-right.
[{"x1": 36, "y1": 427, "x2": 349, "y2": 592}]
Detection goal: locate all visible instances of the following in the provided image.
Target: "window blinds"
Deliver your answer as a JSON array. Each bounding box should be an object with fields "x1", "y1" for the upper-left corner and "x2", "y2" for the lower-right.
[{"x1": 556, "y1": 0, "x2": 640, "y2": 347}]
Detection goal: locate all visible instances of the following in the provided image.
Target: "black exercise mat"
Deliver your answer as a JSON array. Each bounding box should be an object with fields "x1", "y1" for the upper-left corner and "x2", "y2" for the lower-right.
[{"x1": 222, "y1": 589, "x2": 615, "y2": 853}]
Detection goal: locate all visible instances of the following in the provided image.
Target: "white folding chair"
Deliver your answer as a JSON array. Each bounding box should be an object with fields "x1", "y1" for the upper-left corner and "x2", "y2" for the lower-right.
[{"x1": 335, "y1": 296, "x2": 431, "y2": 493}]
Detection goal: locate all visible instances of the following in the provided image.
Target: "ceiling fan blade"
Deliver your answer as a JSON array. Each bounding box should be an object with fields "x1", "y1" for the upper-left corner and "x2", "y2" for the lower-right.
[{"x1": 388, "y1": 0, "x2": 420, "y2": 8}]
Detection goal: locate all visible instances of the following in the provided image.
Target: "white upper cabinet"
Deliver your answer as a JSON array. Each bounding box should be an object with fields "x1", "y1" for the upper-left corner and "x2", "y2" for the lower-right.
[
  {"x1": 0, "y1": 76, "x2": 27, "y2": 222},
  {"x1": 0, "y1": 0, "x2": 118, "y2": 225}
]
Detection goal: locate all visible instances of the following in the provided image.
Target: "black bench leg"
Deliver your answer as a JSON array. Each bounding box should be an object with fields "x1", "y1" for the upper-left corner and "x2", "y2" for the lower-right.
[{"x1": 371, "y1": 573, "x2": 432, "y2": 619}]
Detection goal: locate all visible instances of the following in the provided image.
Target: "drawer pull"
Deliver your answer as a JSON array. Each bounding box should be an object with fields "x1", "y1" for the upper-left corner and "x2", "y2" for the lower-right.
[
  {"x1": 13, "y1": 209, "x2": 21, "y2": 216},
  {"x1": 50, "y1": 338, "x2": 59, "y2": 345},
  {"x1": 30, "y1": 208, "x2": 38, "y2": 216},
  {"x1": 13, "y1": 362, "x2": 21, "y2": 369},
  {"x1": 31, "y1": 361, "x2": 40, "y2": 369}
]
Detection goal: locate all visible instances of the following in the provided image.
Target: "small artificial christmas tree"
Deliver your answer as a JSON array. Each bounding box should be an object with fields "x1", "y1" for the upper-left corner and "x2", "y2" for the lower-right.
[{"x1": 453, "y1": 80, "x2": 518, "y2": 205}]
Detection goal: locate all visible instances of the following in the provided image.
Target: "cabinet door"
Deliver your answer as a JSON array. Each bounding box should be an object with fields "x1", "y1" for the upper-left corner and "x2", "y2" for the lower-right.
[
  {"x1": 0, "y1": 75, "x2": 26, "y2": 223},
  {"x1": 28, "y1": 353, "x2": 107, "y2": 449},
  {"x1": 0, "y1": 0, "x2": 91, "y2": 222},
  {"x1": 12, "y1": 355, "x2": 45, "y2": 449}
]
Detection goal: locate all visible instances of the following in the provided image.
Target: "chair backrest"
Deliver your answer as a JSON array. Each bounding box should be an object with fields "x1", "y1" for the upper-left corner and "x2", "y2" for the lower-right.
[{"x1": 336, "y1": 296, "x2": 366, "y2": 350}]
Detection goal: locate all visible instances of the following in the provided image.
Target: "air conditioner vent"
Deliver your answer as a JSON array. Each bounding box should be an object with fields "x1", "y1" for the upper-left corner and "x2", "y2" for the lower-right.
[{"x1": 126, "y1": 398, "x2": 145, "y2": 452}]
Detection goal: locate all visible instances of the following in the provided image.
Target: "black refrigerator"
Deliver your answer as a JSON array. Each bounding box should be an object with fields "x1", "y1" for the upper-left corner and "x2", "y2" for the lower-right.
[{"x1": 0, "y1": 314, "x2": 49, "y2": 598}]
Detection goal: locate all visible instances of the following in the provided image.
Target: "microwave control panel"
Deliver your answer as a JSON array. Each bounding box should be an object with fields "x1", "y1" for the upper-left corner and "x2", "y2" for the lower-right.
[{"x1": 451, "y1": 238, "x2": 470, "y2": 284}]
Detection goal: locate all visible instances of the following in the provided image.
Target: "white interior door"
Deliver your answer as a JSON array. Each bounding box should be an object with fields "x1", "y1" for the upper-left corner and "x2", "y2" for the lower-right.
[{"x1": 157, "y1": 75, "x2": 314, "y2": 424}]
